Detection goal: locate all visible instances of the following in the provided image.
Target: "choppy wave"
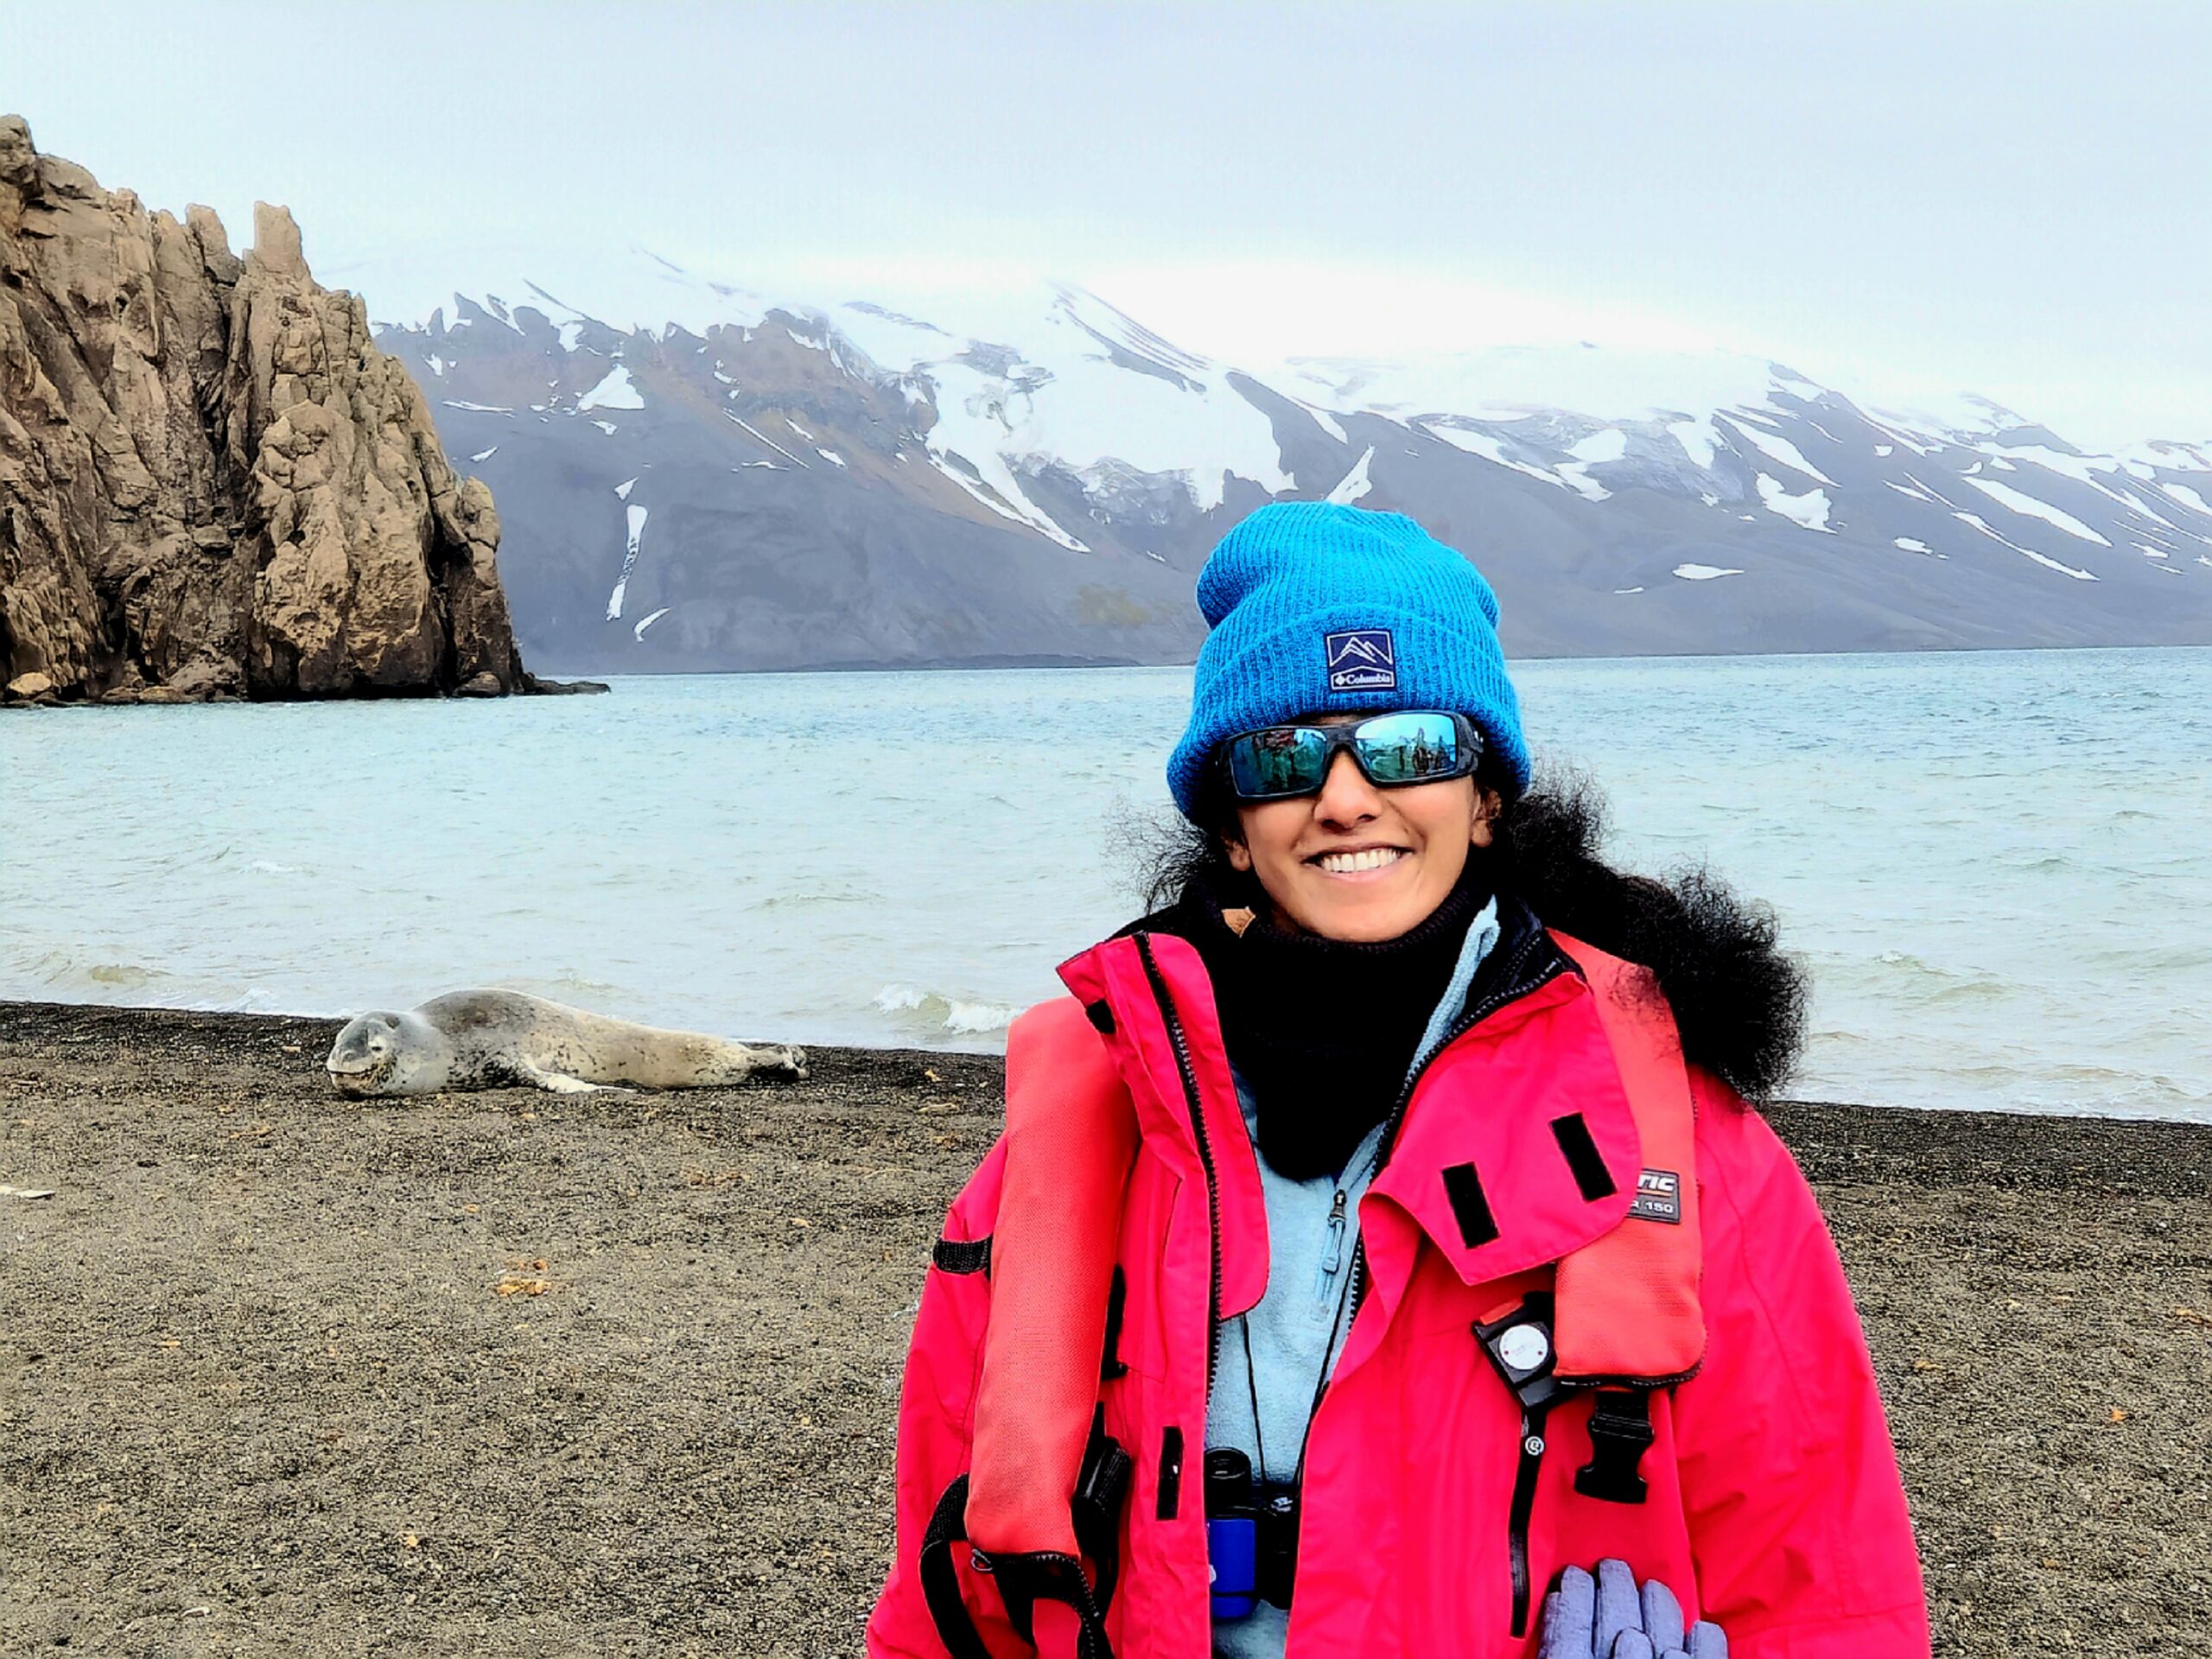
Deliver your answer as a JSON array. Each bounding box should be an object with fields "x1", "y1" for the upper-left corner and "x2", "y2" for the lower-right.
[
  {"x1": 1832, "y1": 951, "x2": 2012, "y2": 1008},
  {"x1": 749, "y1": 884, "x2": 886, "y2": 912},
  {"x1": 873, "y1": 983, "x2": 1023, "y2": 1035},
  {"x1": 13, "y1": 945, "x2": 171, "y2": 995}
]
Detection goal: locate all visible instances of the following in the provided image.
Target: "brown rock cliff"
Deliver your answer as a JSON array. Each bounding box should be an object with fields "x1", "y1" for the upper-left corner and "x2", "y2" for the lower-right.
[{"x1": 0, "y1": 115, "x2": 531, "y2": 702}]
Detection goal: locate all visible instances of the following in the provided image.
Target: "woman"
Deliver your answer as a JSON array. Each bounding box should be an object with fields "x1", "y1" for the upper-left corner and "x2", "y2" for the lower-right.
[{"x1": 868, "y1": 504, "x2": 1929, "y2": 1658}]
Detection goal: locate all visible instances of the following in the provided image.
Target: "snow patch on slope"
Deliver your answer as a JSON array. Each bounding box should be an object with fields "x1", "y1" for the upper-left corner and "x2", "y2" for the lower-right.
[
  {"x1": 1963, "y1": 477, "x2": 2112, "y2": 546},
  {"x1": 1554, "y1": 462, "x2": 1612, "y2": 501},
  {"x1": 1427, "y1": 423, "x2": 1565, "y2": 490},
  {"x1": 825, "y1": 282, "x2": 1292, "y2": 534},
  {"x1": 579, "y1": 364, "x2": 645, "y2": 410},
  {"x1": 929, "y1": 447, "x2": 1089, "y2": 551},
  {"x1": 1757, "y1": 474, "x2": 1834, "y2": 532},
  {"x1": 1304, "y1": 404, "x2": 1348, "y2": 442},
  {"x1": 1327, "y1": 447, "x2": 1376, "y2": 505},
  {"x1": 606, "y1": 504, "x2": 649, "y2": 620},
  {"x1": 1669, "y1": 418, "x2": 1720, "y2": 469},
  {"x1": 1722, "y1": 415, "x2": 1836, "y2": 485},
  {"x1": 728, "y1": 414, "x2": 809, "y2": 468},
  {"x1": 1952, "y1": 512, "x2": 2097, "y2": 580}
]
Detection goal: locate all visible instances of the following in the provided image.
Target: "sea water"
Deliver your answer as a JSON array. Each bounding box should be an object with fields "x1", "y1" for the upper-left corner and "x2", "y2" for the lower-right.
[{"x1": 2, "y1": 649, "x2": 2205, "y2": 1122}]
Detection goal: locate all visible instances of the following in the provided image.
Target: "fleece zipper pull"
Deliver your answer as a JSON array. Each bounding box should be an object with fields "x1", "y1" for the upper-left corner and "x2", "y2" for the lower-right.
[{"x1": 1313, "y1": 1189, "x2": 1350, "y2": 1299}]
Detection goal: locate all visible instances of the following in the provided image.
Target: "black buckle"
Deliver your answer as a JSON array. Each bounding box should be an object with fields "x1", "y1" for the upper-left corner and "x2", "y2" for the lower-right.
[
  {"x1": 1574, "y1": 1388, "x2": 1655, "y2": 1505},
  {"x1": 1072, "y1": 1408, "x2": 1134, "y2": 1612}
]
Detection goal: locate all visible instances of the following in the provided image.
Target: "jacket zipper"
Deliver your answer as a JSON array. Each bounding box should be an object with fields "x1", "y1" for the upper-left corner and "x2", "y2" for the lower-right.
[
  {"x1": 1345, "y1": 925, "x2": 1566, "y2": 1320},
  {"x1": 1327, "y1": 924, "x2": 1568, "y2": 1636},
  {"x1": 1135, "y1": 918, "x2": 1573, "y2": 1637},
  {"x1": 1135, "y1": 932, "x2": 1224, "y2": 1395}
]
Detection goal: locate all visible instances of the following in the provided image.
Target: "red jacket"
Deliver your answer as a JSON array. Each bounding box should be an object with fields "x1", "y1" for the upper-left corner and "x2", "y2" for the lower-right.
[{"x1": 869, "y1": 914, "x2": 1930, "y2": 1658}]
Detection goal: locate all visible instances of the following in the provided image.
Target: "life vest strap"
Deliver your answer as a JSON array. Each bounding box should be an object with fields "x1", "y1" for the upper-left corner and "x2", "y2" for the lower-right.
[
  {"x1": 1572, "y1": 1388, "x2": 1656, "y2": 1505},
  {"x1": 918, "y1": 1476, "x2": 994, "y2": 1659},
  {"x1": 920, "y1": 1408, "x2": 1132, "y2": 1659}
]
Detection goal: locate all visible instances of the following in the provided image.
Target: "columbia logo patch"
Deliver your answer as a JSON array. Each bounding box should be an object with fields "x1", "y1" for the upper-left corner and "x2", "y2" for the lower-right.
[
  {"x1": 1628, "y1": 1168, "x2": 1682, "y2": 1224},
  {"x1": 1325, "y1": 628, "x2": 1396, "y2": 690}
]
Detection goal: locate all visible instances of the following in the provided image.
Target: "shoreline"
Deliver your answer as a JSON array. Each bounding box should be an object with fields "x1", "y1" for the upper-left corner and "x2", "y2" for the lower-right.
[
  {"x1": 11, "y1": 640, "x2": 2209, "y2": 702},
  {"x1": 3, "y1": 998, "x2": 2205, "y2": 1134},
  {"x1": 3, "y1": 1001, "x2": 2208, "y2": 1656}
]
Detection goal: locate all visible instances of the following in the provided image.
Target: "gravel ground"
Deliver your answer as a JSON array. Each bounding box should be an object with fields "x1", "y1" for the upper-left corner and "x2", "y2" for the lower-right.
[{"x1": 2, "y1": 1001, "x2": 2207, "y2": 1657}]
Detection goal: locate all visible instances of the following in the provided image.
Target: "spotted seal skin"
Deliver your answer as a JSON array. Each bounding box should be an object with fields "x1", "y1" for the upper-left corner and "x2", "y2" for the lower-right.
[{"x1": 324, "y1": 990, "x2": 808, "y2": 1097}]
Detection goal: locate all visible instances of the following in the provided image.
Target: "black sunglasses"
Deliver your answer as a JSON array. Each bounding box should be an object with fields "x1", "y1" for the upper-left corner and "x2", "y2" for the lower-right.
[{"x1": 1217, "y1": 711, "x2": 1483, "y2": 802}]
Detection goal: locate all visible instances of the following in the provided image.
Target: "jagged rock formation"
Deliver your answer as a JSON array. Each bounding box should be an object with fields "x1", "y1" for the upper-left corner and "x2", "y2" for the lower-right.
[{"x1": 0, "y1": 116, "x2": 531, "y2": 703}]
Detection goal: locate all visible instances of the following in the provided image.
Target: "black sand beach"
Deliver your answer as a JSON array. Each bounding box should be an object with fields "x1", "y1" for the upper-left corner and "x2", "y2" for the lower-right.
[{"x1": 1, "y1": 1001, "x2": 2207, "y2": 1657}]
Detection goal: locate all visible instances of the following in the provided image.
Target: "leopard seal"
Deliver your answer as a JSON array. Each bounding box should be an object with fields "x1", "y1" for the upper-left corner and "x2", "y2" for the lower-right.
[{"x1": 324, "y1": 990, "x2": 808, "y2": 1097}]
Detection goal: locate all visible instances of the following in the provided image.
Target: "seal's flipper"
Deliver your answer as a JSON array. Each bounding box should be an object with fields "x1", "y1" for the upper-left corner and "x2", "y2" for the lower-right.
[{"x1": 523, "y1": 1066, "x2": 635, "y2": 1096}]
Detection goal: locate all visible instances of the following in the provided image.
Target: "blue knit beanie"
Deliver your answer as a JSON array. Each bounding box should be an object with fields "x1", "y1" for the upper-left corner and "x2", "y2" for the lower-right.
[{"x1": 1166, "y1": 502, "x2": 1531, "y2": 820}]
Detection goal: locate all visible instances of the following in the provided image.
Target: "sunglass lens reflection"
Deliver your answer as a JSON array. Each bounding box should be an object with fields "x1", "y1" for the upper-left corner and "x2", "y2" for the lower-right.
[
  {"x1": 1228, "y1": 727, "x2": 1330, "y2": 798},
  {"x1": 1353, "y1": 714, "x2": 1464, "y2": 783}
]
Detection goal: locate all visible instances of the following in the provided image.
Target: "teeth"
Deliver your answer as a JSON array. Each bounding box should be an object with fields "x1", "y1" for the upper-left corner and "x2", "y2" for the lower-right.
[{"x1": 1318, "y1": 848, "x2": 1405, "y2": 874}]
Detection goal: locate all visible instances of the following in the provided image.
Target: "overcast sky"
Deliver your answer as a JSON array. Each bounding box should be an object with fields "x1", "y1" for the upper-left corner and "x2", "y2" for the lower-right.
[{"x1": 6, "y1": 0, "x2": 2208, "y2": 447}]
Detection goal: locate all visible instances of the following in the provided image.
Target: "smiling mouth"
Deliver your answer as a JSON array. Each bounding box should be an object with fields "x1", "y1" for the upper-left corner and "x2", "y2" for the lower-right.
[{"x1": 1311, "y1": 847, "x2": 1408, "y2": 874}]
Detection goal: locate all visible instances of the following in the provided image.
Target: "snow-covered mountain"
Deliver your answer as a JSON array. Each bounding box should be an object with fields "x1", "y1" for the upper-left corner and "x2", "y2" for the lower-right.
[{"x1": 354, "y1": 248, "x2": 2212, "y2": 671}]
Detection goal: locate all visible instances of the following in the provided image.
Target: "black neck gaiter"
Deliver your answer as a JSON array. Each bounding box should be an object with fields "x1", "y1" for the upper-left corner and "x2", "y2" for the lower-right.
[{"x1": 1184, "y1": 860, "x2": 1494, "y2": 1182}]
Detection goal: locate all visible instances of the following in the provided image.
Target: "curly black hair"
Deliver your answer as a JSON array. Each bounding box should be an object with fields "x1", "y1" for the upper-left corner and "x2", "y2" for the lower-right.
[{"x1": 1127, "y1": 760, "x2": 1808, "y2": 1103}]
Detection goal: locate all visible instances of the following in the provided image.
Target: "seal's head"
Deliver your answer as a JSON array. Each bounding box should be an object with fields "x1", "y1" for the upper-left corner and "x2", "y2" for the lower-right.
[{"x1": 325, "y1": 1010, "x2": 449, "y2": 1096}]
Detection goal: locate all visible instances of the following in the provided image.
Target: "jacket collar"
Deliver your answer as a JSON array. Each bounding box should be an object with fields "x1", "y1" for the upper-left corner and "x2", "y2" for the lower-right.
[
  {"x1": 1058, "y1": 929, "x2": 1273, "y2": 1319},
  {"x1": 1063, "y1": 890, "x2": 1643, "y2": 1313},
  {"x1": 1364, "y1": 955, "x2": 1638, "y2": 1284}
]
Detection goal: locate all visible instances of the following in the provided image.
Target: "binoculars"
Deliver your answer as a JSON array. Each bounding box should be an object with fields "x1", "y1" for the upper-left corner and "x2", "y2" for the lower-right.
[{"x1": 1204, "y1": 1448, "x2": 1300, "y2": 1618}]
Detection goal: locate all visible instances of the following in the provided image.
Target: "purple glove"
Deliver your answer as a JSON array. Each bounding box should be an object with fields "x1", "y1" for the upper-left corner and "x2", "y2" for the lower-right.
[{"x1": 1537, "y1": 1559, "x2": 1726, "y2": 1659}]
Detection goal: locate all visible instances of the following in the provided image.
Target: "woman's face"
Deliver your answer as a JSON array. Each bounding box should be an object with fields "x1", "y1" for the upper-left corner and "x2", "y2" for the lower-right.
[{"x1": 1225, "y1": 717, "x2": 1501, "y2": 942}]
